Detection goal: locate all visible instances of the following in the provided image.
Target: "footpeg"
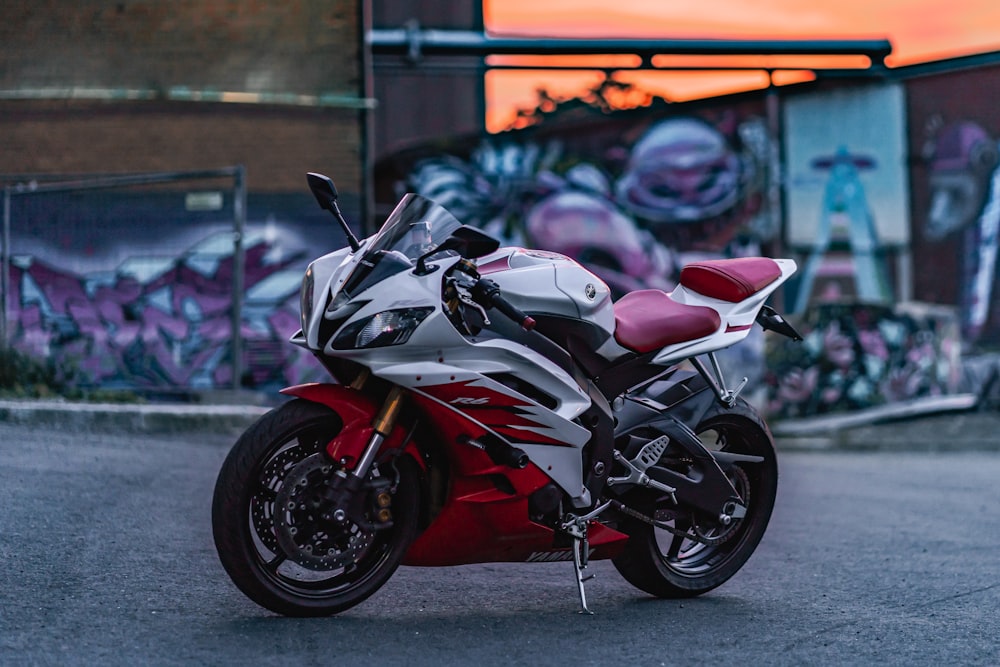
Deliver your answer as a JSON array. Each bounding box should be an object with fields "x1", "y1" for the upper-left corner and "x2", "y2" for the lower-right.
[
  {"x1": 605, "y1": 444, "x2": 678, "y2": 500},
  {"x1": 633, "y1": 435, "x2": 671, "y2": 470}
]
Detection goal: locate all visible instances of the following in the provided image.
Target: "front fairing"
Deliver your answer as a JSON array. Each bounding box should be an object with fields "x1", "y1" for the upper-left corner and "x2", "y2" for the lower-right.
[
  {"x1": 291, "y1": 195, "x2": 596, "y2": 502},
  {"x1": 295, "y1": 194, "x2": 467, "y2": 352}
]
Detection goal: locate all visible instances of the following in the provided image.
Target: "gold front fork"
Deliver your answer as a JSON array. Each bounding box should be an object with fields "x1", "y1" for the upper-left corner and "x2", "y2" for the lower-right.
[{"x1": 351, "y1": 384, "x2": 405, "y2": 479}]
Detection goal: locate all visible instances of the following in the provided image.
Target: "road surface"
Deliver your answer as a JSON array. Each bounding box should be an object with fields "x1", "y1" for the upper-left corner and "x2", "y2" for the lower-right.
[{"x1": 1, "y1": 420, "x2": 997, "y2": 665}]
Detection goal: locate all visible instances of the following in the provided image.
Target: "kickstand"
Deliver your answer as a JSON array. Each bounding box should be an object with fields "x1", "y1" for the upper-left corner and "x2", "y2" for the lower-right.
[
  {"x1": 561, "y1": 502, "x2": 612, "y2": 615},
  {"x1": 570, "y1": 525, "x2": 595, "y2": 615}
]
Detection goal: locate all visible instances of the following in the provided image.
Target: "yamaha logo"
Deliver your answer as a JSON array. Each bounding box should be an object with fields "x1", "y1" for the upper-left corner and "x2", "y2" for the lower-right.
[{"x1": 585, "y1": 283, "x2": 596, "y2": 300}]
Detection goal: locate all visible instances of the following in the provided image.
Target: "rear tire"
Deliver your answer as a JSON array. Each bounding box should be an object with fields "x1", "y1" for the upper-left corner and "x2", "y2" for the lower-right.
[
  {"x1": 612, "y1": 398, "x2": 777, "y2": 598},
  {"x1": 212, "y1": 399, "x2": 421, "y2": 616}
]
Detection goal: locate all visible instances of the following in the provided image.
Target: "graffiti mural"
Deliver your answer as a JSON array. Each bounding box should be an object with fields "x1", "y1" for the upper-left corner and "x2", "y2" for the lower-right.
[
  {"x1": 765, "y1": 302, "x2": 961, "y2": 418},
  {"x1": 759, "y1": 82, "x2": 971, "y2": 416},
  {"x1": 783, "y1": 83, "x2": 909, "y2": 314},
  {"x1": 389, "y1": 107, "x2": 777, "y2": 299},
  {"x1": 2, "y1": 190, "x2": 335, "y2": 391},
  {"x1": 791, "y1": 147, "x2": 893, "y2": 313},
  {"x1": 376, "y1": 82, "x2": 980, "y2": 418},
  {"x1": 920, "y1": 119, "x2": 1000, "y2": 345},
  {"x1": 906, "y1": 62, "x2": 1000, "y2": 351},
  {"x1": 5, "y1": 228, "x2": 323, "y2": 391},
  {"x1": 373, "y1": 102, "x2": 778, "y2": 397},
  {"x1": 614, "y1": 117, "x2": 749, "y2": 227}
]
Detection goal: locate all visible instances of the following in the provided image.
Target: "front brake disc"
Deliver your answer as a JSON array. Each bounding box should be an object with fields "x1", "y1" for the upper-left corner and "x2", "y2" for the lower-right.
[{"x1": 272, "y1": 453, "x2": 374, "y2": 570}]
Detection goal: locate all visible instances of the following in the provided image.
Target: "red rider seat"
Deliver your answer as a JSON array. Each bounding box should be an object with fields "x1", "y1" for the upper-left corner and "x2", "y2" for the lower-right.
[
  {"x1": 613, "y1": 290, "x2": 721, "y2": 354},
  {"x1": 679, "y1": 258, "x2": 781, "y2": 302}
]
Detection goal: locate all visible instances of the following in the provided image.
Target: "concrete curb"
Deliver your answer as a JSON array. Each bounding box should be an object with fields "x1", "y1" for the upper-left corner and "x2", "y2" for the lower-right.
[
  {"x1": 0, "y1": 399, "x2": 270, "y2": 435},
  {"x1": 769, "y1": 393, "x2": 1000, "y2": 452},
  {"x1": 773, "y1": 410, "x2": 1000, "y2": 452},
  {"x1": 1, "y1": 397, "x2": 998, "y2": 451}
]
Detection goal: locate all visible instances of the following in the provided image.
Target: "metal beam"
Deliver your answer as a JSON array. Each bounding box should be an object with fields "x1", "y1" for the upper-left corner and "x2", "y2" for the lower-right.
[
  {"x1": 231, "y1": 166, "x2": 247, "y2": 391},
  {"x1": 368, "y1": 26, "x2": 892, "y2": 68},
  {"x1": 0, "y1": 87, "x2": 376, "y2": 109},
  {"x1": 1, "y1": 168, "x2": 243, "y2": 195}
]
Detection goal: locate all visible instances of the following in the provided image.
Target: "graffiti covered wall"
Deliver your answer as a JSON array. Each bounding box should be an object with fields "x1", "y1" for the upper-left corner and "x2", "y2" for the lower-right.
[
  {"x1": 374, "y1": 95, "x2": 779, "y2": 387},
  {"x1": 375, "y1": 81, "x2": 970, "y2": 418},
  {"x1": 3, "y1": 189, "x2": 350, "y2": 391},
  {"x1": 764, "y1": 302, "x2": 961, "y2": 418},
  {"x1": 906, "y1": 63, "x2": 1000, "y2": 349},
  {"x1": 378, "y1": 97, "x2": 778, "y2": 300},
  {"x1": 768, "y1": 82, "x2": 966, "y2": 415},
  {"x1": 783, "y1": 83, "x2": 910, "y2": 314}
]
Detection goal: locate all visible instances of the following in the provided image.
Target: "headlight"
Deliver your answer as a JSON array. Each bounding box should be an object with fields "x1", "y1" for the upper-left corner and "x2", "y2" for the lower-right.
[
  {"x1": 331, "y1": 307, "x2": 433, "y2": 350},
  {"x1": 299, "y1": 263, "x2": 315, "y2": 334}
]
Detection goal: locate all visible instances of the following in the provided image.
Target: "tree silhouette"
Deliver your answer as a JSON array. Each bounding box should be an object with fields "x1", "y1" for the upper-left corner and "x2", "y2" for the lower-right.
[{"x1": 506, "y1": 75, "x2": 671, "y2": 131}]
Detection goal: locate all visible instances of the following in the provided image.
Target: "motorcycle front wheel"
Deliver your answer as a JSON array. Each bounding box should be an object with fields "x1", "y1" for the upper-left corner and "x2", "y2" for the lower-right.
[
  {"x1": 612, "y1": 397, "x2": 778, "y2": 598},
  {"x1": 212, "y1": 399, "x2": 421, "y2": 616}
]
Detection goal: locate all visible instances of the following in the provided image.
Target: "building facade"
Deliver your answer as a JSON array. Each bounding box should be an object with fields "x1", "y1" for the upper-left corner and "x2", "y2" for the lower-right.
[{"x1": 3, "y1": 2, "x2": 999, "y2": 408}]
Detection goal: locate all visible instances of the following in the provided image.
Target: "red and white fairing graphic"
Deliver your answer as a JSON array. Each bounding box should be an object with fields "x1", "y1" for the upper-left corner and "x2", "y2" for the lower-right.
[
  {"x1": 417, "y1": 378, "x2": 578, "y2": 447},
  {"x1": 403, "y1": 381, "x2": 627, "y2": 567},
  {"x1": 409, "y1": 373, "x2": 593, "y2": 509}
]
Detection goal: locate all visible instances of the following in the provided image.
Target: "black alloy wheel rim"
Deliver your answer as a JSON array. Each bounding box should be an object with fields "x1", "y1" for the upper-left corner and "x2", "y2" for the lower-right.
[{"x1": 245, "y1": 424, "x2": 397, "y2": 598}]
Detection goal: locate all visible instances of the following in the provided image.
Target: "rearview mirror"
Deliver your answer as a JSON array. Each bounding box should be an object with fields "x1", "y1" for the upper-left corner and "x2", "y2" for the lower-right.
[
  {"x1": 306, "y1": 172, "x2": 360, "y2": 251},
  {"x1": 449, "y1": 226, "x2": 501, "y2": 260},
  {"x1": 307, "y1": 172, "x2": 339, "y2": 211}
]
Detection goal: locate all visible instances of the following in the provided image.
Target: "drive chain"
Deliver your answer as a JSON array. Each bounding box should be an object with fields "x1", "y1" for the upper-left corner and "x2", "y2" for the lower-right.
[{"x1": 610, "y1": 500, "x2": 731, "y2": 547}]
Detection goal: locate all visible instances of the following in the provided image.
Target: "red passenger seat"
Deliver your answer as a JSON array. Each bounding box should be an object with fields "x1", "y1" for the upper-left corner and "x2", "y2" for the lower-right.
[{"x1": 679, "y1": 258, "x2": 781, "y2": 302}]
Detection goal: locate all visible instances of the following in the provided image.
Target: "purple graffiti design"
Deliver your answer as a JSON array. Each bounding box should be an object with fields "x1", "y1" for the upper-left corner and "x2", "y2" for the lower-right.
[{"x1": 7, "y1": 232, "x2": 319, "y2": 390}]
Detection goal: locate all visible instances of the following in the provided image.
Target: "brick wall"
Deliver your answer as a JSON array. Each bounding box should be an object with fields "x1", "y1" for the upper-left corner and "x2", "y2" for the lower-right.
[
  {"x1": 0, "y1": 100, "x2": 360, "y2": 193},
  {"x1": 3, "y1": 0, "x2": 359, "y2": 95},
  {"x1": 1, "y1": 1, "x2": 362, "y2": 195}
]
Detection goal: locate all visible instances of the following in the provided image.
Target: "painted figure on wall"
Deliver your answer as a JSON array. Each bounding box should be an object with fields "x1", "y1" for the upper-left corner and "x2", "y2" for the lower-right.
[
  {"x1": 791, "y1": 147, "x2": 894, "y2": 314},
  {"x1": 614, "y1": 117, "x2": 745, "y2": 226},
  {"x1": 922, "y1": 119, "x2": 1000, "y2": 345},
  {"x1": 783, "y1": 83, "x2": 910, "y2": 315}
]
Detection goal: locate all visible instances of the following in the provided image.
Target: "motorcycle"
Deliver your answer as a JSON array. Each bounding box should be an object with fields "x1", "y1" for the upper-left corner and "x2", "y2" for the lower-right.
[{"x1": 212, "y1": 172, "x2": 802, "y2": 616}]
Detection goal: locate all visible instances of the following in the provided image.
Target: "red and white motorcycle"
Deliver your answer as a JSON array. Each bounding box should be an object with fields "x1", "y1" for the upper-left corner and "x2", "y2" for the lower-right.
[{"x1": 212, "y1": 173, "x2": 802, "y2": 616}]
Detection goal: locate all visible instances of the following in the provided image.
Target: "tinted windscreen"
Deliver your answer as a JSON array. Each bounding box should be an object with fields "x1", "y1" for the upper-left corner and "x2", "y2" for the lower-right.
[{"x1": 339, "y1": 194, "x2": 465, "y2": 298}]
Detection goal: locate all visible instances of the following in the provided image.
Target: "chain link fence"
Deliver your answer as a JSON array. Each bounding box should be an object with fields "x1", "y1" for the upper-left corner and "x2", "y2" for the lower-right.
[{"x1": 0, "y1": 167, "x2": 322, "y2": 395}]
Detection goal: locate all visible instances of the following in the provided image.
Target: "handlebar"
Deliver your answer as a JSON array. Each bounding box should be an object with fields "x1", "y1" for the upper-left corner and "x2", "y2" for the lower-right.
[{"x1": 471, "y1": 278, "x2": 536, "y2": 331}]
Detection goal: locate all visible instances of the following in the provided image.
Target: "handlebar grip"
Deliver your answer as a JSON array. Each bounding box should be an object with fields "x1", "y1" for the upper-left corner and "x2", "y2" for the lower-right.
[{"x1": 492, "y1": 294, "x2": 536, "y2": 332}]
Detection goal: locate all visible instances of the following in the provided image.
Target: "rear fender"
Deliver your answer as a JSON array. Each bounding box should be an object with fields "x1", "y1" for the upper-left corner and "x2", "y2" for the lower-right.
[{"x1": 280, "y1": 383, "x2": 424, "y2": 471}]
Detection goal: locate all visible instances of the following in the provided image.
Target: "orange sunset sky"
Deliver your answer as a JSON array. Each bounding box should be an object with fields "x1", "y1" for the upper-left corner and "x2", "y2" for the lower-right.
[{"x1": 482, "y1": 0, "x2": 1000, "y2": 131}]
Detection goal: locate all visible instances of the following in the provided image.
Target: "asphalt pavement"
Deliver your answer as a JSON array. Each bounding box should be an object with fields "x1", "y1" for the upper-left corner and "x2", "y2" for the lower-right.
[{"x1": 2, "y1": 418, "x2": 998, "y2": 665}]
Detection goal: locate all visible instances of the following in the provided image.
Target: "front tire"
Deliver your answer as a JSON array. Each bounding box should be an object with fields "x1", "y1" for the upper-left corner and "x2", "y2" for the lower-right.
[
  {"x1": 212, "y1": 399, "x2": 421, "y2": 616},
  {"x1": 613, "y1": 398, "x2": 778, "y2": 598}
]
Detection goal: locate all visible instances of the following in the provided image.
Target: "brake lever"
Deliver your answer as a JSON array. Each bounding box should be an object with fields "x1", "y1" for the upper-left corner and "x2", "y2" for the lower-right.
[{"x1": 452, "y1": 278, "x2": 491, "y2": 325}]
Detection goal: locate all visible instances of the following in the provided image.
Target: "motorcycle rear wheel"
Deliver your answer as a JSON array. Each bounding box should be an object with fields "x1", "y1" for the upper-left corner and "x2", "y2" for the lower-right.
[
  {"x1": 212, "y1": 398, "x2": 421, "y2": 616},
  {"x1": 612, "y1": 398, "x2": 777, "y2": 598}
]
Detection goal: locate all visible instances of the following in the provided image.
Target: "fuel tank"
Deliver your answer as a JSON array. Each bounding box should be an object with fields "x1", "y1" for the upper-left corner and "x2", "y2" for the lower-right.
[{"x1": 476, "y1": 247, "x2": 616, "y2": 337}]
